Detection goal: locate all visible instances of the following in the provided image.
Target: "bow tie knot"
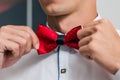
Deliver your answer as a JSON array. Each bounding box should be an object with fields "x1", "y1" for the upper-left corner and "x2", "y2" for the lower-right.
[
  {"x1": 36, "y1": 25, "x2": 82, "y2": 55},
  {"x1": 56, "y1": 35, "x2": 65, "y2": 45}
]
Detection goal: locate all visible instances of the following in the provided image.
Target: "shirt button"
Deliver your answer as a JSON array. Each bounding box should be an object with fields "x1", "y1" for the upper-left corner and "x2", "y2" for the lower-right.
[{"x1": 61, "y1": 68, "x2": 66, "y2": 74}]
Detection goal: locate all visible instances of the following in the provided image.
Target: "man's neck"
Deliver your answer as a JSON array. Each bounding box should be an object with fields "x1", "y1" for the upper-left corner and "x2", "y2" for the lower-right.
[{"x1": 47, "y1": 1, "x2": 97, "y2": 33}]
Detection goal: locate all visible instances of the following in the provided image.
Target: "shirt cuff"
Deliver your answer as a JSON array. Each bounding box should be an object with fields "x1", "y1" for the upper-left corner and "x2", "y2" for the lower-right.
[{"x1": 112, "y1": 70, "x2": 120, "y2": 80}]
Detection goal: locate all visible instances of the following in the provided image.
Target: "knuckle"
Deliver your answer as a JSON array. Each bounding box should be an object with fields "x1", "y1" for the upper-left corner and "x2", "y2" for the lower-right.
[
  {"x1": 89, "y1": 35, "x2": 93, "y2": 41},
  {"x1": 20, "y1": 31, "x2": 31, "y2": 40},
  {"x1": 25, "y1": 49, "x2": 31, "y2": 54},
  {"x1": 0, "y1": 27, "x2": 8, "y2": 36},
  {"x1": 94, "y1": 24, "x2": 102, "y2": 31},
  {"x1": 4, "y1": 25, "x2": 14, "y2": 28},
  {"x1": 78, "y1": 41, "x2": 81, "y2": 47},
  {"x1": 87, "y1": 41, "x2": 95, "y2": 52},
  {"x1": 14, "y1": 44, "x2": 19, "y2": 52},
  {"x1": 25, "y1": 27, "x2": 31, "y2": 32},
  {"x1": 77, "y1": 30, "x2": 80, "y2": 38},
  {"x1": 91, "y1": 34, "x2": 95, "y2": 39},
  {"x1": 87, "y1": 42, "x2": 96, "y2": 59},
  {"x1": 0, "y1": 31, "x2": 4, "y2": 37},
  {"x1": 5, "y1": 25, "x2": 12, "y2": 27},
  {"x1": 21, "y1": 39, "x2": 27, "y2": 46},
  {"x1": 79, "y1": 46, "x2": 84, "y2": 53},
  {"x1": 13, "y1": 44, "x2": 20, "y2": 57},
  {"x1": 25, "y1": 33, "x2": 31, "y2": 39},
  {"x1": 79, "y1": 47, "x2": 83, "y2": 53},
  {"x1": 0, "y1": 26, "x2": 7, "y2": 31},
  {"x1": 0, "y1": 25, "x2": 13, "y2": 32},
  {"x1": 23, "y1": 27, "x2": 32, "y2": 39}
]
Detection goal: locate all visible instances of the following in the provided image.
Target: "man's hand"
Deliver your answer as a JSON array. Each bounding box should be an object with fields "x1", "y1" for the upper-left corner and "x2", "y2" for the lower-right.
[
  {"x1": 77, "y1": 18, "x2": 120, "y2": 74},
  {"x1": 0, "y1": 25, "x2": 39, "y2": 68}
]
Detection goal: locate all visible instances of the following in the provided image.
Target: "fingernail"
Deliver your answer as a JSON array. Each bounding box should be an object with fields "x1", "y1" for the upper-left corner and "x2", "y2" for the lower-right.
[{"x1": 35, "y1": 43, "x2": 39, "y2": 50}]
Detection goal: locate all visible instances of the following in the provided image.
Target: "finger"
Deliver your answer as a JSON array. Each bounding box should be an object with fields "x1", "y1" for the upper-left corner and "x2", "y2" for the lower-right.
[
  {"x1": 1, "y1": 33, "x2": 28, "y2": 56},
  {"x1": 1, "y1": 26, "x2": 31, "y2": 39},
  {"x1": 23, "y1": 37, "x2": 32, "y2": 55},
  {"x1": 8, "y1": 26, "x2": 39, "y2": 49},
  {"x1": 79, "y1": 45, "x2": 93, "y2": 59},
  {"x1": 77, "y1": 27, "x2": 96, "y2": 40},
  {"x1": 82, "y1": 53, "x2": 93, "y2": 60},
  {"x1": 78, "y1": 36, "x2": 92, "y2": 47},
  {"x1": 0, "y1": 53, "x2": 4, "y2": 69},
  {"x1": 0, "y1": 39, "x2": 20, "y2": 59},
  {"x1": 8, "y1": 28, "x2": 32, "y2": 54},
  {"x1": 1, "y1": 26, "x2": 36, "y2": 51},
  {"x1": 86, "y1": 55, "x2": 93, "y2": 60}
]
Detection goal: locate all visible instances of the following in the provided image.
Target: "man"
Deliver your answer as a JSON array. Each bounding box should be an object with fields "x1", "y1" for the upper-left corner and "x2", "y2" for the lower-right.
[{"x1": 0, "y1": 0, "x2": 120, "y2": 80}]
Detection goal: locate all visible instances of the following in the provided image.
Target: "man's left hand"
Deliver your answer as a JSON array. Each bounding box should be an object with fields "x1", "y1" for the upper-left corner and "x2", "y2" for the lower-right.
[{"x1": 77, "y1": 18, "x2": 120, "y2": 74}]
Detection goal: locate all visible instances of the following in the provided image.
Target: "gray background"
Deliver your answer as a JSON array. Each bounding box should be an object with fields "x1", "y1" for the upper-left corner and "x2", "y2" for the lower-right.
[{"x1": 97, "y1": 0, "x2": 120, "y2": 29}]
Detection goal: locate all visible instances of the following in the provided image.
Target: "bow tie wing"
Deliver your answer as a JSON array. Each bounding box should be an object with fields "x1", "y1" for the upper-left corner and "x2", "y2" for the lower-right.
[
  {"x1": 36, "y1": 25, "x2": 58, "y2": 54},
  {"x1": 64, "y1": 26, "x2": 81, "y2": 49}
]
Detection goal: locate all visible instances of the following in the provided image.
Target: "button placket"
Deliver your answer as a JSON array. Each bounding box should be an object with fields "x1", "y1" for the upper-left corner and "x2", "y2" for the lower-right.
[{"x1": 59, "y1": 46, "x2": 69, "y2": 80}]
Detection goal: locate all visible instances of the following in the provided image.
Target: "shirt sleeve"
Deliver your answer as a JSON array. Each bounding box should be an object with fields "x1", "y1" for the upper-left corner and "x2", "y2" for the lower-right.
[{"x1": 112, "y1": 70, "x2": 120, "y2": 80}]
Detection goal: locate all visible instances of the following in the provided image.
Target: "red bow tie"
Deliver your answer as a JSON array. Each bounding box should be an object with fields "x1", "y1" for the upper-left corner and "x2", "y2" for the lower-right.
[{"x1": 36, "y1": 25, "x2": 82, "y2": 55}]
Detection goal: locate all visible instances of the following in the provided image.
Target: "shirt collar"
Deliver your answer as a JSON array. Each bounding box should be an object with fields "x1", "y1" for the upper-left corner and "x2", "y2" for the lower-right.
[{"x1": 94, "y1": 14, "x2": 101, "y2": 21}]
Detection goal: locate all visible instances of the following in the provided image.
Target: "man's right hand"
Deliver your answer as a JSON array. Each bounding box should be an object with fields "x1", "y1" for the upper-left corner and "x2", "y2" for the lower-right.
[{"x1": 0, "y1": 25, "x2": 39, "y2": 68}]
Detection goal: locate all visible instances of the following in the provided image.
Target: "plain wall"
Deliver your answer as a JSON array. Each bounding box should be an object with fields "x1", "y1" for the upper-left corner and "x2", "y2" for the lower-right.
[{"x1": 97, "y1": 0, "x2": 120, "y2": 29}]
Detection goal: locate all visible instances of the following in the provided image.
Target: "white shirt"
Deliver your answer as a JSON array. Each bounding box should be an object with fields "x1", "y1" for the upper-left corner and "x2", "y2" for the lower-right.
[{"x1": 0, "y1": 15, "x2": 120, "y2": 80}]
